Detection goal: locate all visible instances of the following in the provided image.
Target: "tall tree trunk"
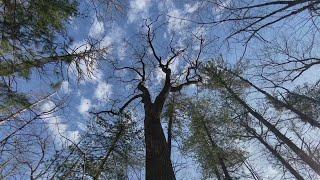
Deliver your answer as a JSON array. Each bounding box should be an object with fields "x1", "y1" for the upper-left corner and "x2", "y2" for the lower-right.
[
  {"x1": 231, "y1": 72, "x2": 320, "y2": 128},
  {"x1": 244, "y1": 124, "x2": 305, "y2": 180},
  {"x1": 145, "y1": 111, "x2": 176, "y2": 180},
  {"x1": 244, "y1": 161, "x2": 261, "y2": 180},
  {"x1": 167, "y1": 112, "x2": 173, "y2": 157},
  {"x1": 213, "y1": 166, "x2": 222, "y2": 180},
  {"x1": 167, "y1": 96, "x2": 174, "y2": 158},
  {"x1": 202, "y1": 120, "x2": 232, "y2": 180},
  {"x1": 220, "y1": 80, "x2": 320, "y2": 175},
  {"x1": 93, "y1": 125, "x2": 123, "y2": 179}
]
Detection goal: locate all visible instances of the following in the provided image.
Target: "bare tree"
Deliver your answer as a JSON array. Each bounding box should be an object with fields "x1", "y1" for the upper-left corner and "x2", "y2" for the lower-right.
[{"x1": 92, "y1": 17, "x2": 205, "y2": 179}]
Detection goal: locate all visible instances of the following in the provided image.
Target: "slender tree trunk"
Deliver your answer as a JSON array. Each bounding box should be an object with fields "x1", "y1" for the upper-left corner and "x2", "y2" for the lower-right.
[
  {"x1": 244, "y1": 161, "x2": 261, "y2": 180},
  {"x1": 145, "y1": 110, "x2": 176, "y2": 180},
  {"x1": 221, "y1": 80, "x2": 320, "y2": 175},
  {"x1": 213, "y1": 166, "x2": 222, "y2": 180},
  {"x1": 219, "y1": 157, "x2": 232, "y2": 180},
  {"x1": 167, "y1": 113, "x2": 173, "y2": 157},
  {"x1": 93, "y1": 125, "x2": 123, "y2": 179},
  {"x1": 232, "y1": 72, "x2": 320, "y2": 128},
  {"x1": 244, "y1": 124, "x2": 304, "y2": 180},
  {"x1": 202, "y1": 120, "x2": 232, "y2": 180},
  {"x1": 167, "y1": 96, "x2": 174, "y2": 157}
]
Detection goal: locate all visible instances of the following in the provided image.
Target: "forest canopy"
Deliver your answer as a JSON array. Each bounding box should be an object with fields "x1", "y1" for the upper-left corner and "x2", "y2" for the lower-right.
[{"x1": 1, "y1": 0, "x2": 320, "y2": 179}]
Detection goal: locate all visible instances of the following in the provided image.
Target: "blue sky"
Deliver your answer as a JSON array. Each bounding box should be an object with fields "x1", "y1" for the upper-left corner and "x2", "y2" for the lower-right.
[
  {"x1": 25, "y1": 1, "x2": 211, "y2": 178},
  {"x1": 3, "y1": 0, "x2": 320, "y2": 179},
  {"x1": 29, "y1": 1, "x2": 232, "y2": 178}
]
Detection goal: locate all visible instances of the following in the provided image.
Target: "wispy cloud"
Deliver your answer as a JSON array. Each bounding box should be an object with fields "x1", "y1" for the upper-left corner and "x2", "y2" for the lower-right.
[
  {"x1": 78, "y1": 98, "x2": 92, "y2": 115},
  {"x1": 60, "y1": 81, "x2": 71, "y2": 94},
  {"x1": 41, "y1": 101, "x2": 80, "y2": 144},
  {"x1": 95, "y1": 82, "x2": 112, "y2": 101},
  {"x1": 89, "y1": 16, "x2": 105, "y2": 38},
  {"x1": 128, "y1": 0, "x2": 151, "y2": 23}
]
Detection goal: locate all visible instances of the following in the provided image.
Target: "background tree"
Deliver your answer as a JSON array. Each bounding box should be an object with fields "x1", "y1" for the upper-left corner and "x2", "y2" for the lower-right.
[
  {"x1": 0, "y1": 0, "x2": 112, "y2": 178},
  {"x1": 201, "y1": 60, "x2": 320, "y2": 178},
  {"x1": 182, "y1": 98, "x2": 247, "y2": 179},
  {"x1": 51, "y1": 113, "x2": 143, "y2": 179}
]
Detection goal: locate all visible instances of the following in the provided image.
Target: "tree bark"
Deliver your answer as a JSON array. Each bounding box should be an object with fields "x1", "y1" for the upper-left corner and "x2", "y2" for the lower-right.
[
  {"x1": 137, "y1": 64, "x2": 177, "y2": 180},
  {"x1": 167, "y1": 96, "x2": 174, "y2": 158},
  {"x1": 145, "y1": 110, "x2": 176, "y2": 180},
  {"x1": 167, "y1": 112, "x2": 173, "y2": 158}
]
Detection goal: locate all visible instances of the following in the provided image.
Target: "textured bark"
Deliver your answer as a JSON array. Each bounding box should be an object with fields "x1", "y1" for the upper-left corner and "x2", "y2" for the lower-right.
[
  {"x1": 138, "y1": 60, "x2": 177, "y2": 179},
  {"x1": 167, "y1": 113, "x2": 173, "y2": 157},
  {"x1": 167, "y1": 96, "x2": 174, "y2": 157},
  {"x1": 145, "y1": 111, "x2": 176, "y2": 180},
  {"x1": 138, "y1": 66, "x2": 177, "y2": 180}
]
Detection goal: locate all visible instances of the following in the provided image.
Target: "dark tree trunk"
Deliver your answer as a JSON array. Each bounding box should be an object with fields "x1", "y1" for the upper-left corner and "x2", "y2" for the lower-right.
[
  {"x1": 145, "y1": 111, "x2": 176, "y2": 180},
  {"x1": 213, "y1": 166, "x2": 222, "y2": 180},
  {"x1": 167, "y1": 113, "x2": 173, "y2": 157},
  {"x1": 219, "y1": 157, "x2": 232, "y2": 180},
  {"x1": 244, "y1": 161, "x2": 261, "y2": 180},
  {"x1": 138, "y1": 66, "x2": 176, "y2": 179},
  {"x1": 244, "y1": 124, "x2": 305, "y2": 180},
  {"x1": 221, "y1": 81, "x2": 320, "y2": 175},
  {"x1": 232, "y1": 73, "x2": 320, "y2": 128},
  {"x1": 167, "y1": 96, "x2": 174, "y2": 157}
]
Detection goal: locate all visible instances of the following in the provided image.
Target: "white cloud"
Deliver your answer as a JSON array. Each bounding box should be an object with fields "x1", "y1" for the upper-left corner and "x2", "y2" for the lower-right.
[
  {"x1": 41, "y1": 101, "x2": 79, "y2": 144},
  {"x1": 78, "y1": 98, "x2": 92, "y2": 115},
  {"x1": 60, "y1": 81, "x2": 71, "y2": 94},
  {"x1": 68, "y1": 131, "x2": 80, "y2": 143},
  {"x1": 117, "y1": 42, "x2": 128, "y2": 60},
  {"x1": 128, "y1": 0, "x2": 151, "y2": 23},
  {"x1": 70, "y1": 40, "x2": 91, "y2": 53},
  {"x1": 170, "y1": 59, "x2": 180, "y2": 74},
  {"x1": 97, "y1": 26, "x2": 125, "y2": 67},
  {"x1": 154, "y1": 59, "x2": 180, "y2": 84},
  {"x1": 101, "y1": 36, "x2": 113, "y2": 47},
  {"x1": 95, "y1": 82, "x2": 112, "y2": 101},
  {"x1": 70, "y1": 59, "x2": 104, "y2": 84},
  {"x1": 100, "y1": 26, "x2": 123, "y2": 47},
  {"x1": 167, "y1": 9, "x2": 189, "y2": 33},
  {"x1": 89, "y1": 16, "x2": 105, "y2": 38},
  {"x1": 77, "y1": 122, "x2": 87, "y2": 131},
  {"x1": 184, "y1": 2, "x2": 200, "y2": 13},
  {"x1": 155, "y1": 67, "x2": 166, "y2": 83},
  {"x1": 292, "y1": 65, "x2": 320, "y2": 86},
  {"x1": 41, "y1": 101, "x2": 56, "y2": 115},
  {"x1": 133, "y1": 0, "x2": 149, "y2": 9},
  {"x1": 68, "y1": 26, "x2": 124, "y2": 84},
  {"x1": 157, "y1": 0, "x2": 174, "y2": 12}
]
